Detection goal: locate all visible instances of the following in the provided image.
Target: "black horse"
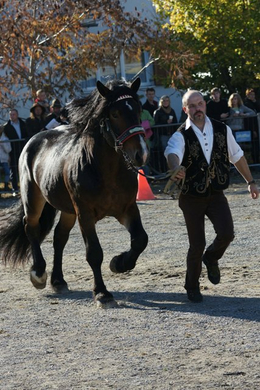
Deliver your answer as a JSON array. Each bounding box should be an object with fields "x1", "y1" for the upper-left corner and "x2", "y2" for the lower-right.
[{"x1": 0, "y1": 78, "x2": 149, "y2": 308}]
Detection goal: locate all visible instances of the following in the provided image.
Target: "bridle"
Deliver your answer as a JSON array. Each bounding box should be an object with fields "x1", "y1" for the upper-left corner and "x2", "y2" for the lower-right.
[
  {"x1": 99, "y1": 94, "x2": 176, "y2": 182},
  {"x1": 100, "y1": 117, "x2": 176, "y2": 182},
  {"x1": 100, "y1": 117, "x2": 145, "y2": 153}
]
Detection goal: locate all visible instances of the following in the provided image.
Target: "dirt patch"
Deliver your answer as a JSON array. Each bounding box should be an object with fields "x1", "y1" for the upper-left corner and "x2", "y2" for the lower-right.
[{"x1": 0, "y1": 169, "x2": 260, "y2": 389}]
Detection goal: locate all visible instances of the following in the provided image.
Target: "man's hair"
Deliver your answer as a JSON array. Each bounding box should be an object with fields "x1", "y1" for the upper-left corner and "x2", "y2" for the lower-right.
[
  {"x1": 210, "y1": 87, "x2": 221, "y2": 95},
  {"x1": 246, "y1": 88, "x2": 255, "y2": 96},
  {"x1": 9, "y1": 109, "x2": 18, "y2": 115},
  {"x1": 182, "y1": 90, "x2": 204, "y2": 107},
  {"x1": 36, "y1": 89, "x2": 45, "y2": 97},
  {"x1": 146, "y1": 87, "x2": 155, "y2": 94}
]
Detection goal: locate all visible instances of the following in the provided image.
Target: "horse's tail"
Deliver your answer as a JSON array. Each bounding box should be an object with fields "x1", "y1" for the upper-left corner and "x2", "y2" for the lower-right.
[{"x1": 0, "y1": 201, "x2": 57, "y2": 266}]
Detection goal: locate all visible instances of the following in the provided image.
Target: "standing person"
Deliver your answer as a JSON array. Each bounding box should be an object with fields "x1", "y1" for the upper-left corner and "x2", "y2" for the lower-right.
[
  {"x1": 243, "y1": 88, "x2": 260, "y2": 163},
  {"x1": 44, "y1": 98, "x2": 62, "y2": 126},
  {"x1": 227, "y1": 93, "x2": 255, "y2": 134},
  {"x1": 206, "y1": 87, "x2": 230, "y2": 121},
  {"x1": 154, "y1": 95, "x2": 178, "y2": 151},
  {"x1": 244, "y1": 88, "x2": 260, "y2": 113},
  {"x1": 154, "y1": 95, "x2": 178, "y2": 125},
  {"x1": 0, "y1": 125, "x2": 12, "y2": 192},
  {"x1": 142, "y1": 87, "x2": 158, "y2": 117},
  {"x1": 3, "y1": 109, "x2": 28, "y2": 192},
  {"x1": 165, "y1": 90, "x2": 259, "y2": 303},
  {"x1": 25, "y1": 102, "x2": 46, "y2": 138},
  {"x1": 44, "y1": 108, "x2": 69, "y2": 130}
]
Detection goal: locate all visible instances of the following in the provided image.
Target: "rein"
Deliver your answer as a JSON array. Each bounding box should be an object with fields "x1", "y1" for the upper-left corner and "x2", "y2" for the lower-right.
[{"x1": 100, "y1": 118, "x2": 183, "y2": 183}]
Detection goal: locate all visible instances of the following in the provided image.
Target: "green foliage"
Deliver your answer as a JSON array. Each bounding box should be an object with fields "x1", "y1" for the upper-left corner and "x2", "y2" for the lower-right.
[{"x1": 153, "y1": 0, "x2": 260, "y2": 94}]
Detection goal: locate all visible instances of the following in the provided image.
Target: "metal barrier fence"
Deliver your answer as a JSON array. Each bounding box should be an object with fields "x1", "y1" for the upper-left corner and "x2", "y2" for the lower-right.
[
  {"x1": 1, "y1": 115, "x2": 260, "y2": 187},
  {"x1": 223, "y1": 114, "x2": 260, "y2": 165},
  {"x1": 0, "y1": 138, "x2": 26, "y2": 189},
  {"x1": 148, "y1": 114, "x2": 260, "y2": 174},
  {"x1": 148, "y1": 123, "x2": 182, "y2": 174}
]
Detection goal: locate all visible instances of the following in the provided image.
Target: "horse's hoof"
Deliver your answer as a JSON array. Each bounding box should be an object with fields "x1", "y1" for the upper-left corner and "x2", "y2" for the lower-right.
[
  {"x1": 110, "y1": 253, "x2": 136, "y2": 273},
  {"x1": 30, "y1": 270, "x2": 47, "y2": 290},
  {"x1": 95, "y1": 292, "x2": 118, "y2": 309},
  {"x1": 51, "y1": 281, "x2": 70, "y2": 294}
]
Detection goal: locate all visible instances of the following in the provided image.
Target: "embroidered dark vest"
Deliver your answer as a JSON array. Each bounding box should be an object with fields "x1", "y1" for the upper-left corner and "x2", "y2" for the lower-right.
[{"x1": 179, "y1": 119, "x2": 230, "y2": 196}]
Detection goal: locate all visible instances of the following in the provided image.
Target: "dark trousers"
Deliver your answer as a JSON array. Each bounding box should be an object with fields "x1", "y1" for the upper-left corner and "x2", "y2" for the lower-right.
[
  {"x1": 10, "y1": 161, "x2": 19, "y2": 191},
  {"x1": 179, "y1": 189, "x2": 234, "y2": 290}
]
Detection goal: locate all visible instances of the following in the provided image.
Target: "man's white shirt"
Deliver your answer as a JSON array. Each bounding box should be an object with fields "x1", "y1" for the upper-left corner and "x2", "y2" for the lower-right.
[
  {"x1": 164, "y1": 116, "x2": 243, "y2": 165},
  {"x1": 10, "y1": 121, "x2": 22, "y2": 139}
]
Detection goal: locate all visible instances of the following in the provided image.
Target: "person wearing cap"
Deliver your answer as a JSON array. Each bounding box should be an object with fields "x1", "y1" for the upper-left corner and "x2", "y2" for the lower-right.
[
  {"x1": 25, "y1": 102, "x2": 46, "y2": 138},
  {"x1": 45, "y1": 98, "x2": 62, "y2": 125}
]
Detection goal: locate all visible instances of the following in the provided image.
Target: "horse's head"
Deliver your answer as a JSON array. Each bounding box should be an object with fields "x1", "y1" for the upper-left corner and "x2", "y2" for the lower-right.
[{"x1": 97, "y1": 78, "x2": 148, "y2": 168}]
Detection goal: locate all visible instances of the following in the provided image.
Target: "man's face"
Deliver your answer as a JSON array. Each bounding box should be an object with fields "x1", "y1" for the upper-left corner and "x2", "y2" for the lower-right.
[
  {"x1": 34, "y1": 106, "x2": 43, "y2": 116},
  {"x1": 146, "y1": 90, "x2": 155, "y2": 103},
  {"x1": 183, "y1": 93, "x2": 206, "y2": 124},
  {"x1": 212, "y1": 91, "x2": 221, "y2": 102},
  {"x1": 247, "y1": 91, "x2": 255, "y2": 101},
  {"x1": 52, "y1": 106, "x2": 61, "y2": 115},
  {"x1": 9, "y1": 110, "x2": 18, "y2": 122}
]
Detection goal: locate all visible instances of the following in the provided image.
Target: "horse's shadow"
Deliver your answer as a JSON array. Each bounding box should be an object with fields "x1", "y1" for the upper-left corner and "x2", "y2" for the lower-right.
[{"x1": 45, "y1": 289, "x2": 260, "y2": 323}]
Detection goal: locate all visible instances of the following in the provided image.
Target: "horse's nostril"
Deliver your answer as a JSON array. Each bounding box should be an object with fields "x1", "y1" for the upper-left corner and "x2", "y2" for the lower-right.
[{"x1": 135, "y1": 151, "x2": 147, "y2": 167}]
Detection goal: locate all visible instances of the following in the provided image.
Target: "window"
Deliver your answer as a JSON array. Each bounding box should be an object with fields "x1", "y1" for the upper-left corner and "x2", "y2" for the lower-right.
[{"x1": 80, "y1": 51, "x2": 153, "y2": 90}]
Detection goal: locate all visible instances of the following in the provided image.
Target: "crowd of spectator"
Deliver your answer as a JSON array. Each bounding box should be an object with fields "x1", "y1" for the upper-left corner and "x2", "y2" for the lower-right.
[
  {"x1": 0, "y1": 89, "x2": 68, "y2": 194},
  {"x1": 1, "y1": 85, "x2": 260, "y2": 194}
]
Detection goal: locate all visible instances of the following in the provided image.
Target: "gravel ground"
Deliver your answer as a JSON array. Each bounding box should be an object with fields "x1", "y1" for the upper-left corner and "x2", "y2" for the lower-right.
[{"x1": 0, "y1": 169, "x2": 260, "y2": 390}]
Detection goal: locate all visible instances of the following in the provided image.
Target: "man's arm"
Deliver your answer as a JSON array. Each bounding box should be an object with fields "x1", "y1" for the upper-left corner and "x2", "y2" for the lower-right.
[
  {"x1": 234, "y1": 156, "x2": 259, "y2": 199},
  {"x1": 167, "y1": 153, "x2": 186, "y2": 181}
]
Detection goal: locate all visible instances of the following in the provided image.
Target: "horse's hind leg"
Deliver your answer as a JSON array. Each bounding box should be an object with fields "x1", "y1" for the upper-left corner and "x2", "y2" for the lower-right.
[
  {"x1": 51, "y1": 212, "x2": 76, "y2": 293},
  {"x1": 110, "y1": 203, "x2": 148, "y2": 273},
  {"x1": 22, "y1": 189, "x2": 49, "y2": 289}
]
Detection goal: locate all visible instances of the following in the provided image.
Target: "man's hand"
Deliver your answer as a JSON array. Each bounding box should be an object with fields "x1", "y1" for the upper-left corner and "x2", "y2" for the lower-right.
[{"x1": 248, "y1": 182, "x2": 259, "y2": 199}]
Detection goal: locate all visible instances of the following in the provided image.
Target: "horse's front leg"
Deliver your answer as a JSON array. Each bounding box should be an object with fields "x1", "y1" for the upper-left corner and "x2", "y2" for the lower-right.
[
  {"x1": 51, "y1": 212, "x2": 76, "y2": 293},
  {"x1": 78, "y1": 215, "x2": 116, "y2": 308},
  {"x1": 110, "y1": 203, "x2": 148, "y2": 273}
]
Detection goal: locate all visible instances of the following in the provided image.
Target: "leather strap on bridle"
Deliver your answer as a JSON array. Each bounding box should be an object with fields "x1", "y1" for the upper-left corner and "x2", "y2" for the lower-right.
[
  {"x1": 100, "y1": 118, "x2": 185, "y2": 184},
  {"x1": 100, "y1": 119, "x2": 145, "y2": 152}
]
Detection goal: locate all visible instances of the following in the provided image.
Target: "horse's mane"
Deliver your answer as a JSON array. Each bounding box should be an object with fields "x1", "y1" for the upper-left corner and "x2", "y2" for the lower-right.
[{"x1": 66, "y1": 79, "x2": 140, "y2": 135}]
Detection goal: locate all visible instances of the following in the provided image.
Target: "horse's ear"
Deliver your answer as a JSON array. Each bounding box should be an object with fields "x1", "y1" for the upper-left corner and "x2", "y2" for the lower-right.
[
  {"x1": 96, "y1": 80, "x2": 111, "y2": 98},
  {"x1": 130, "y1": 78, "x2": 141, "y2": 93}
]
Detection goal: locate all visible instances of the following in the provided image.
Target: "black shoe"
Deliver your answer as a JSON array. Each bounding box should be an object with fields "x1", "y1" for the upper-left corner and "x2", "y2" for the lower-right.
[
  {"x1": 187, "y1": 287, "x2": 203, "y2": 303},
  {"x1": 203, "y1": 255, "x2": 220, "y2": 285}
]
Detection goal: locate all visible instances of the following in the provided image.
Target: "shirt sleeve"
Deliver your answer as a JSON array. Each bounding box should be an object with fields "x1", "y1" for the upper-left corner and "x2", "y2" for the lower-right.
[
  {"x1": 226, "y1": 125, "x2": 244, "y2": 164},
  {"x1": 241, "y1": 105, "x2": 255, "y2": 116},
  {"x1": 164, "y1": 131, "x2": 185, "y2": 163}
]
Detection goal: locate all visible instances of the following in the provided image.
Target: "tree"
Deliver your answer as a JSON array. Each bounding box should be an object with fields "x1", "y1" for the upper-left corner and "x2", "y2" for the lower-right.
[
  {"x1": 0, "y1": 0, "x2": 198, "y2": 117},
  {"x1": 0, "y1": 0, "x2": 155, "y2": 113},
  {"x1": 152, "y1": 0, "x2": 260, "y2": 95}
]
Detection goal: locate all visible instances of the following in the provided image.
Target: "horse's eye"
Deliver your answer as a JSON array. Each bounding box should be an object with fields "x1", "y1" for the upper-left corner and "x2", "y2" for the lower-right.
[{"x1": 111, "y1": 111, "x2": 119, "y2": 119}]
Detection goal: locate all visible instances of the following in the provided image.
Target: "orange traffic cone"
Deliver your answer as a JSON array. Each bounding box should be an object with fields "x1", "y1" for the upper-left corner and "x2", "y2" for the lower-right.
[{"x1": 136, "y1": 169, "x2": 156, "y2": 201}]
